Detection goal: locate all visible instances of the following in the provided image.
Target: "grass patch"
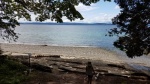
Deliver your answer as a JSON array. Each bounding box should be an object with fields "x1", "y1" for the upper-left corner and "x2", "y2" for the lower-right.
[{"x1": 0, "y1": 58, "x2": 28, "y2": 84}]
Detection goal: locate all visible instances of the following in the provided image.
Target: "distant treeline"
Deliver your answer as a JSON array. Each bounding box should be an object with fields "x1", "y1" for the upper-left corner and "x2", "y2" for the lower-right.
[{"x1": 20, "y1": 22, "x2": 113, "y2": 25}]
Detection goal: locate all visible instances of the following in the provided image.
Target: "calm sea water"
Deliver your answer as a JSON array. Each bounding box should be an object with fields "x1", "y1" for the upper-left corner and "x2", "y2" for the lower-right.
[{"x1": 1, "y1": 24, "x2": 118, "y2": 49}]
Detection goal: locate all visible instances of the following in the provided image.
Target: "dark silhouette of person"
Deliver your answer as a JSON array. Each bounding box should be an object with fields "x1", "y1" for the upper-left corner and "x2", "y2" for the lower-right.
[{"x1": 86, "y1": 61, "x2": 95, "y2": 84}]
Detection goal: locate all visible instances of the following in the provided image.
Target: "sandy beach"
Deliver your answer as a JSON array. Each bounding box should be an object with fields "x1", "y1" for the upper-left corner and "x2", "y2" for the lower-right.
[
  {"x1": 0, "y1": 43, "x2": 124, "y2": 64},
  {"x1": 1, "y1": 43, "x2": 150, "y2": 83},
  {"x1": 1, "y1": 43, "x2": 150, "y2": 68}
]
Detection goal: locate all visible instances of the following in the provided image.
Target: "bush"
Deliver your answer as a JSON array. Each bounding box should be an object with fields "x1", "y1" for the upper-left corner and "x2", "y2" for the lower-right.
[{"x1": 0, "y1": 59, "x2": 28, "y2": 84}]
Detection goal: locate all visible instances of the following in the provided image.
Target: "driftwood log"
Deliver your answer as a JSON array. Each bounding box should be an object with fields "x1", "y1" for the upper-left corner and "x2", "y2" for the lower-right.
[{"x1": 21, "y1": 61, "x2": 52, "y2": 73}]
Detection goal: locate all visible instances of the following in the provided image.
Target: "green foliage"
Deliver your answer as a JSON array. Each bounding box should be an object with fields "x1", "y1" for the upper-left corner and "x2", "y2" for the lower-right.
[
  {"x1": 0, "y1": 59, "x2": 27, "y2": 84},
  {"x1": 110, "y1": 0, "x2": 150, "y2": 58}
]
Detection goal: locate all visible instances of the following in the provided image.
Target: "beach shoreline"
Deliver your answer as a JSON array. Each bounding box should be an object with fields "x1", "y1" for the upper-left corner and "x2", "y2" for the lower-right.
[
  {"x1": 1, "y1": 43, "x2": 150, "y2": 68},
  {"x1": 0, "y1": 43, "x2": 124, "y2": 64}
]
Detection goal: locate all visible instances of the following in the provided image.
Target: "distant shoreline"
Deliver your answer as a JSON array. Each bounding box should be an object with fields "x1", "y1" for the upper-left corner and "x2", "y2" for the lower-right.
[{"x1": 20, "y1": 22, "x2": 114, "y2": 25}]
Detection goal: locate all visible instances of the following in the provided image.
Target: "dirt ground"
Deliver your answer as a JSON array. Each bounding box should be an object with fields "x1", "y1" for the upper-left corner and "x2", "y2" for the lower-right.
[{"x1": 22, "y1": 70, "x2": 150, "y2": 84}]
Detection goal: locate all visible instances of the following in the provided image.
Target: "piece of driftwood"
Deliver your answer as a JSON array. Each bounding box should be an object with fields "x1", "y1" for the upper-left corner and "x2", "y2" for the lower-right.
[
  {"x1": 131, "y1": 72, "x2": 150, "y2": 78},
  {"x1": 10, "y1": 56, "x2": 150, "y2": 81},
  {"x1": 21, "y1": 61, "x2": 52, "y2": 73},
  {"x1": 107, "y1": 64, "x2": 126, "y2": 69},
  {"x1": 58, "y1": 66, "x2": 85, "y2": 74},
  {"x1": 130, "y1": 76, "x2": 148, "y2": 80},
  {"x1": 35, "y1": 55, "x2": 61, "y2": 58},
  {"x1": 48, "y1": 59, "x2": 83, "y2": 64}
]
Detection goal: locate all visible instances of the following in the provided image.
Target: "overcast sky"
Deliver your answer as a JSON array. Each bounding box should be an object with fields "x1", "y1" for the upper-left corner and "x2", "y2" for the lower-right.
[{"x1": 19, "y1": 1, "x2": 120, "y2": 23}]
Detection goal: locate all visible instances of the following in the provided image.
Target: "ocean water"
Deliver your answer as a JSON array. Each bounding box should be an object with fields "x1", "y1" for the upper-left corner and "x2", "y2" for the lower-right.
[{"x1": 1, "y1": 24, "x2": 118, "y2": 49}]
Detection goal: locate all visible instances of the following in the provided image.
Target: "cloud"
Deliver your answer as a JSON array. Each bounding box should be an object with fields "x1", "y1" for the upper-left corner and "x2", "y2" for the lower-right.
[
  {"x1": 48, "y1": 13, "x2": 115, "y2": 23},
  {"x1": 75, "y1": 3, "x2": 98, "y2": 12},
  {"x1": 114, "y1": 5, "x2": 120, "y2": 9},
  {"x1": 86, "y1": 13, "x2": 114, "y2": 23},
  {"x1": 18, "y1": 12, "x2": 38, "y2": 22},
  {"x1": 18, "y1": 12, "x2": 115, "y2": 23}
]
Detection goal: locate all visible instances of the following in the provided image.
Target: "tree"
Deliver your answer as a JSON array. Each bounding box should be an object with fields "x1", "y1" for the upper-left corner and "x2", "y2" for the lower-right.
[{"x1": 109, "y1": 0, "x2": 150, "y2": 58}]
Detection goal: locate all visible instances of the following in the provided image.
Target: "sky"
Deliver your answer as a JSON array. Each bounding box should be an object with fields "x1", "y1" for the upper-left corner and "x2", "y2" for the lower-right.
[
  {"x1": 19, "y1": 1, "x2": 121, "y2": 23},
  {"x1": 74, "y1": 1, "x2": 121, "y2": 23}
]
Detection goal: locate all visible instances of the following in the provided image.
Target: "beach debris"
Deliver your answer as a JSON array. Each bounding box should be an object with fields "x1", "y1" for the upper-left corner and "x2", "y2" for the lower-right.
[
  {"x1": 6, "y1": 53, "x2": 150, "y2": 81},
  {"x1": 2, "y1": 51, "x2": 12, "y2": 56},
  {"x1": 107, "y1": 64, "x2": 126, "y2": 69},
  {"x1": 11, "y1": 53, "x2": 29, "y2": 57},
  {"x1": 41, "y1": 44, "x2": 48, "y2": 46},
  {"x1": 36, "y1": 55, "x2": 61, "y2": 58}
]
